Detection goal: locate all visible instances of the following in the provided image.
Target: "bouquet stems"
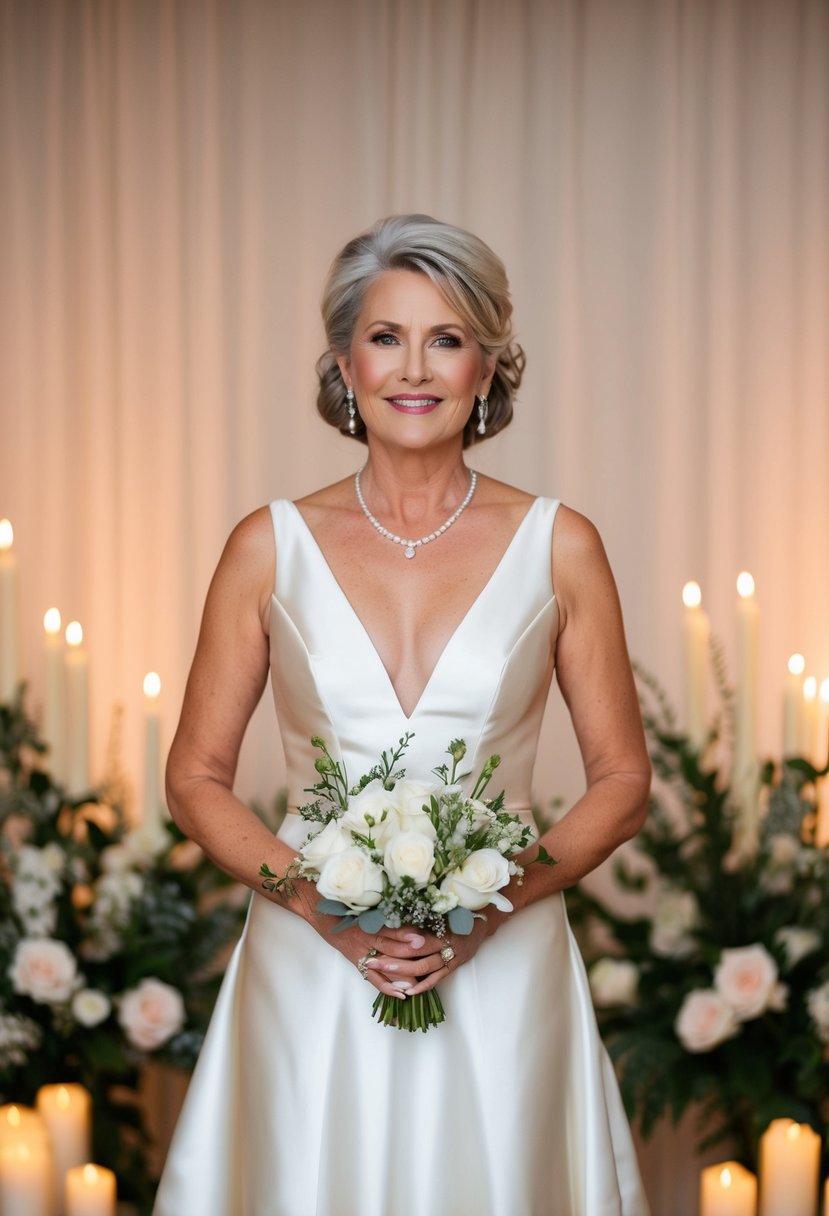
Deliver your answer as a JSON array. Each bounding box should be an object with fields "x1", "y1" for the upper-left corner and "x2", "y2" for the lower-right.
[{"x1": 372, "y1": 988, "x2": 446, "y2": 1032}]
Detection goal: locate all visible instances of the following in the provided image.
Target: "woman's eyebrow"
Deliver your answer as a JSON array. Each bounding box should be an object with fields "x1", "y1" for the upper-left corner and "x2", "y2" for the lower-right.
[{"x1": 363, "y1": 319, "x2": 467, "y2": 333}]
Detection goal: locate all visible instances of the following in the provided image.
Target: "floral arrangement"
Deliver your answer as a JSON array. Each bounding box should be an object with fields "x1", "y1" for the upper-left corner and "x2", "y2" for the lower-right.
[
  {"x1": 261, "y1": 734, "x2": 555, "y2": 1032},
  {"x1": 0, "y1": 689, "x2": 246, "y2": 1208},
  {"x1": 567, "y1": 668, "x2": 829, "y2": 1172}
]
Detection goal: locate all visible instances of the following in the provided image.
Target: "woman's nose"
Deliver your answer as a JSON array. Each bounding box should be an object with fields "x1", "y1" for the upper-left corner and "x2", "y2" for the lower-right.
[{"x1": 401, "y1": 343, "x2": 430, "y2": 384}]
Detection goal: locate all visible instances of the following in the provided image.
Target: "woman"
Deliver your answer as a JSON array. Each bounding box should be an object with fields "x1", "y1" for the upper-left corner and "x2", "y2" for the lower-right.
[{"x1": 154, "y1": 215, "x2": 651, "y2": 1215}]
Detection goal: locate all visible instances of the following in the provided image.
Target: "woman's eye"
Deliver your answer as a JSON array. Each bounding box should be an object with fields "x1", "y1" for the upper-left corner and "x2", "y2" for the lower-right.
[
  {"x1": 433, "y1": 334, "x2": 461, "y2": 348},
  {"x1": 371, "y1": 332, "x2": 398, "y2": 345}
]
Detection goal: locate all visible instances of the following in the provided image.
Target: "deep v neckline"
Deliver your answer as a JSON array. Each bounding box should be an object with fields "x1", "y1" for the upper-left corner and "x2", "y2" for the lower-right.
[{"x1": 286, "y1": 497, "x2": 541, "y2": 721}]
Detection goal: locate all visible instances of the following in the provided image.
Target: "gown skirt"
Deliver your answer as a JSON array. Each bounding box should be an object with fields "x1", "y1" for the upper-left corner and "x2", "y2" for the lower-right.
[{"x1": 153, "y1": 496, "x2": 650, "y2": 1216}]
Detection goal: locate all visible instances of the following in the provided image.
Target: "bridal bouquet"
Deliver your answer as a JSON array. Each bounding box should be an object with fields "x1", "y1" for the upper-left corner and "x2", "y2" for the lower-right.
[{"x1": 261, "y1": 734, "x2": 555, "y2": 1032}]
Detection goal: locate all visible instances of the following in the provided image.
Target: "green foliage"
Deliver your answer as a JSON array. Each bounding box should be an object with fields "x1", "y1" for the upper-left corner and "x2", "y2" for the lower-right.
[
  {"x1": 567, "y1": 669, "x2": 829, "y2": 1172},
  {"x1": 0, "y1": 692, "x2": 246, "y2": 1207}
]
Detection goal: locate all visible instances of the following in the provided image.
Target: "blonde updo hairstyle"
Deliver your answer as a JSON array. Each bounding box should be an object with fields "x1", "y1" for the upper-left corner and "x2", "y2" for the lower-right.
[{"x1": 316, "y1": 214, "x2": 525, "y2": 447}]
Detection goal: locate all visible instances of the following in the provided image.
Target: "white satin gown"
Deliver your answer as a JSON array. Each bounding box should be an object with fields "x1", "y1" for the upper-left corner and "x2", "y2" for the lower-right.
[{"x1": 153, "y1": 496, "x2": 650, "y2": 1216}]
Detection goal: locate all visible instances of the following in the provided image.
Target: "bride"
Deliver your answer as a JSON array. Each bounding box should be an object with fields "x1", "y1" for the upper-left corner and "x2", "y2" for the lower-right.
[{"x1": 153, "y1": 215, "x2": 651, "y2": 1215}]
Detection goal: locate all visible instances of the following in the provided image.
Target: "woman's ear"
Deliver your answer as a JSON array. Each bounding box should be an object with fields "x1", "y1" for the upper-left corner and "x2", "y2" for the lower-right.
[{"x1": 335, "y1": 354, "x2": 351, "y2": 390}]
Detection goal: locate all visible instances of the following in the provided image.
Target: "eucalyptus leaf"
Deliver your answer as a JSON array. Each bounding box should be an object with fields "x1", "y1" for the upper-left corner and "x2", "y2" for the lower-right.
[
  {"x1": 316, "y1": 898, "x2": 353, "y2": 916},
  {"x1": 357, "y1": 908, "x2": 386, "y2": 933},
  {"x1": 447, "y1": 906, "x2": 474, "y2": 935},
  {"x1": 330, "y1": 915, "x2": 358, "y2": 934}
]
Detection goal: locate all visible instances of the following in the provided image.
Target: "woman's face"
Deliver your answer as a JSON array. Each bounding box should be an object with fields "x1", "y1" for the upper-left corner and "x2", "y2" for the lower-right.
[{"x1": 337, "y1": 269, "x2": 495, "y2": 451}]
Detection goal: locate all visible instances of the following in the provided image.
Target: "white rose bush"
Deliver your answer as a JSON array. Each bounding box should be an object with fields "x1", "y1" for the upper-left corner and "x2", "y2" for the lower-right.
[
  {"x1": 566, "y1": 666, "x2": 829, "y2": 1173},
  {"x1": 262, "y1": 734, "x2": 556, "y2": 1032},
  {"x1": 0, "y1": 691, "x2": 246, "y2": 1208}
]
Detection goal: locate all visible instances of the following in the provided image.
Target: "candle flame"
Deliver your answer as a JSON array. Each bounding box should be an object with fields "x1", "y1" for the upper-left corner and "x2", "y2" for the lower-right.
[
  {"x1": 804, "y1": 676, "x2": 817, "y2": 702},
  {"x1": 66, "y1": 621, "x2": 83, "y2": 647},
  {"x1": 5, "y1": 1105, "x2": 21, "y2": 1129},
  {"x1": 0, "y1": 519, "x2": 13, "y2": 550},
  {"x1": 787, "y1": 1122, "x2": 801, "y2": 1141},
  {"x1": 44, "y1": 607, "x2": 62, "y2": 635},
  {"x1": 820, "y1": 678, "x2": 829, "y2": 705},
  {"x1": 788, "y1": 653, "x2": 805, "y2": 676},
  {"x1": 682, "y1": 581, "x2": 702, "y2": 609},
  {"x1": 736, "y1": 571, "x2": 755, "y2": 598},
  {"x1": 143, "y1": 672, "x2": 162, "y2": 698},
  {"x1": 57, "y1": 1086, "x2": 70, "y2": 1110},
  {"x1": 720, "y1": 1167, "x2": 733, "y2": 1188},
  {"x1": 83, "y1": 1163, "x2": 99, "y2": 1184}
]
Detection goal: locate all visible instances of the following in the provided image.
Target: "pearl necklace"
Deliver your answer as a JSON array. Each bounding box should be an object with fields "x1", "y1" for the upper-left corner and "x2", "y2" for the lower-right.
[{"x1": 354, "y1": 466, "x2": 477, "y2": 559}]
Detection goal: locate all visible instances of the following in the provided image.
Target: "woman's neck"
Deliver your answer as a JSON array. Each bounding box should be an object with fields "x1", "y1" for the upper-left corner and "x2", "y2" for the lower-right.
[{"x1": 357, "y1": 440, "x2": 473, "y2": 526}]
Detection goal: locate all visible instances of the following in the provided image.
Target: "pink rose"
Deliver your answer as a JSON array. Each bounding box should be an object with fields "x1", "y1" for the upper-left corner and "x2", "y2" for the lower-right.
[
  {"x1": 118, "y1": 978, "x2": 185, "y2": 1050},
  {"x1": 714, "y1": 944, "x2": 780, "y2": 1021},
  {"x1": 675, "y1": 989, "x2": 739, "y2": 1052},
  {"x1": 9, "y1": 938, "x2": 79, "y2": 1004}
]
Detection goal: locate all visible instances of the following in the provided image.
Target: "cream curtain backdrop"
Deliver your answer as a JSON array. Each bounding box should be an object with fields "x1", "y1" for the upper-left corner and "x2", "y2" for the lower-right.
[{"x1": 1, "y1": 0, "x2": 828, "y2": 1208}]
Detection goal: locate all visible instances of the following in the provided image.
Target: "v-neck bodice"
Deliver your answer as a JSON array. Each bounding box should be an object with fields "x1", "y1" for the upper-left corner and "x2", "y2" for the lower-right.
[{"x1": 268, "y1": 496, "x2": 560, "y2": 813}]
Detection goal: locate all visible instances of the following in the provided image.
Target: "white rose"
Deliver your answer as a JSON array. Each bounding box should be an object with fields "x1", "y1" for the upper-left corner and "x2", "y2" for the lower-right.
[
  {"x1": 100, "y1": 845, "x2": 133, "y2": 873},
  {"x1": 341, "y1": 780, "x2": 399, "y2": 847},
  {"x1": 775, "y1": 926, "x2": 821, "y2": 971},
  {"x1": 93, "y1": 871, "x2": 143, "y2": 927},
  {"x1": 807, "y1": 981, "x2": 829, "y2": 1043},
  {"x1": 675, "y1": 988, "x2": 740, "y2": 1052},
  {"x1": 40, "y1": 843, "x2": 65, "y2": 874},
  {"x1": 649, "y1": 888, "x2": 698, "y2": 958},
  {"x1": 589, "y1": 958, "x2": 639, "y2": 1007},
  {"x1": 440, "y1": 848, "x2": 513, "y2": 912},
  {"x1": 123, "y1": 824, "x2": 169, "y2": 865},
  {"x1": 300, "y1": 820, "x2": 354, "y2": 869},
  {"x1": 714, "y1": 944, "x2": 780, "y2": 1021},
  {"x1": 9, "y1": 939, "x2": 80, "y2": 1004},
  {"x1": 384, "y1": 832, "x2": 435, "y2": 887},
  {"x1": 392, "y1": 780, "x2": 439, "y2": 839},
  {"x1": 118, "y1": 978, "x2": 185, "y2": 1050},
  {"x1": 72, "y1": 988, "x2": 111, "y2": 1027},
  {"x1": 316, "y1": 848, "x2": 385, "y2": 912}
]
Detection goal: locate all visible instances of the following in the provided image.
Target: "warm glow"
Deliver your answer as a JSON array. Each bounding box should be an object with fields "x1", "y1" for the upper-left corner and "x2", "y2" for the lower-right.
[
  {"x1": 66, "y1": 621, "x2": 84, "y2": 647},
  {"x1": 0, "y1": 519, "x2": 13, "y2": 550},
  {"x1": 682, "y1": 581, "x2": 702, "y2": 609},
  {"x1": 736, "y1": 571, "x2": 755, "y2": 598},
  {"x1": 143, "y1": 672, "x2": 161, "y2": 699},
  {"x1": 44, "y1": 607, "x2": 62, "y2": 635},
  {"x1": 820, "y1": 678, "x2": 829, "y2": 705},
  {"x1": 56, "y1": 1086, "x2": 70, "y2": 1110},
  {"x1": 720, "y1": 1166, "x2": 733, "y2": 1188},
  {"x1": 788, "y1": 653, "x2": 806, "y2": 676},
  {"x1": 5, "y1": 1105, "x2": 21, "y2": 1129},
  {"x1": 83, "y1": 1163, "x2": 99, "y2": 1184},
  {"x1": 804, "y1": 676, "x2": 817, "y2": 702}
]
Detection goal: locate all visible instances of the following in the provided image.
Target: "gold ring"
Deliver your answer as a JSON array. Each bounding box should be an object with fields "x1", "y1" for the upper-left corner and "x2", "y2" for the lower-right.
[
  {"x1": 357, "y1": 947, "x2": 378, "y2": 980},
  {"x1": 440, "y1": 945, "x2": 456, "y2": 965}
]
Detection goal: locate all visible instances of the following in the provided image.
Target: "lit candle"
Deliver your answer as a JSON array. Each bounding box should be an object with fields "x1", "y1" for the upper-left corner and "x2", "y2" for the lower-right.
[
  {"x1": 36, "y1": 1083, "x2": 91, "y2": 1214},
  {"x1": 143, "y1": 672, "x2": 163, "y2": 829},
  {"x1": 682, "y1": 581, "x2": 710, "y2": 750},
  {"x1": 700, "y1": 1161, "x2": 758, "y2": 1216},
  {"x1": 0, "y1": 518, "x2": 19, "y2": 703},
  {"x1": 44, "y1": 608, "x2": 65, "y2": 782},
  {"x1": 0, "y1": 1139, "x2": 51, "y2": 1216},
  {"x1": 759, "y1": 1118, "x2": 820, "y2": 1216},
  {"x1": 65, "y1": 1163, "x2": 116, "y2": 1216},
  {"x1": 815, "y1": 679, "x2": 829, "y2": 772},
  {"x1": 802, "y1": 678, "x2": 818, "y2": 765},
  {"x1": 783, "y1": 654, "x2": 805, "y2": 757},
  {"x1": 733, "y1": 572, "x2": 760, "y2": 853},
  {"x1": 0, "y1": 1104, "x2": 51, "y2": 1216},
  {"x1": 64, "y1": 623, "x2": 90, "y2": 795}
]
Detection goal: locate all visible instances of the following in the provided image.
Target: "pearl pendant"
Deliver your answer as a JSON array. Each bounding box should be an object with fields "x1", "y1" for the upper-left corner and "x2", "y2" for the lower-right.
[{"x1": 404, "y1": 546, "x2": 416, "y2": 559}]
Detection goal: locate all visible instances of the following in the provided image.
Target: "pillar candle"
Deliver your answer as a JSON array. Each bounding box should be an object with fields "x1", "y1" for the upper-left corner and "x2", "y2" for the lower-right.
[
  {"x1": 43, "y1": 609, "x2": 65, "y2": 782},
  {"x1": 700, "y1": 1161, "x2": 758, "y2": 1216},
  {"x1": 732, "y1": 573, "x2": 760, "y2": 852},
  {"x1": 36, "y1": 1084, "x2": 91, "y2": 1215},
  {"x1": 682, "y1": 581, "x2": 710, "y2": 750},
  {"x1": 0, "y1": 519, "x2": 19, "y2": 703},
  {"x1": 65, "y1": 1164, "x2": 116, "y2": 1216},
  {"x1": 815, "y1": 680, "x2": 829, "y2": 771},
  {"x1": 0, "y1": 1104, "x2": 52, "y2": 1216},
  {"x1": 783, "y1": 654, "x2": 805, "y2": 757},
  {"x1": 64, "y1": 623, "x2": 89, "y2": 795},
  {"x1": 0, "y1": 1139, "x2": 51, "y2": 1216},
  {"x1": 759, "y1": 1119, "x2": 820, "y2": 1216},
  {"x1": 802, "y1": 678, "x2": 818, "y2": 764},
  {"x1": 142, "y1": 672, "x2": 163, "y2": 829}
]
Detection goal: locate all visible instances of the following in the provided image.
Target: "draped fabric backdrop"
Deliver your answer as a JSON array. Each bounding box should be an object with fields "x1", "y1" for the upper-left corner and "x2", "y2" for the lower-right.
[{"x1": 1, "y1": 1, "x2": 828, "y2": 1208}]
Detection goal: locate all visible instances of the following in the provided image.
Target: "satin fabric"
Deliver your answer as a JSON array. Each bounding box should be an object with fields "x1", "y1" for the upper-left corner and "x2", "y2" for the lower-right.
[{"x1": 153, "y1": 496, "x2": 650, "y2": 1216}]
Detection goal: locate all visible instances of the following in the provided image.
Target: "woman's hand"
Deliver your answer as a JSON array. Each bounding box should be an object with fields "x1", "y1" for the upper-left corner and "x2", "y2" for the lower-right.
[{"x1": 366, "y1": 913, "x2": 504, "y2": 999}]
